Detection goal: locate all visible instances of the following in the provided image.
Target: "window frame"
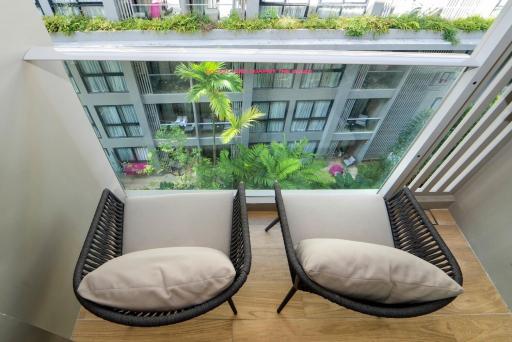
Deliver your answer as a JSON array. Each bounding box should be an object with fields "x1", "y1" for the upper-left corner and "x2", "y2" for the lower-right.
[
  {"x1": 114, "y1": 147, "x2": 149, "y2": 163},
  {"x1": 300, "y1": 64, "x2": 345, "y2": 89},
  {"x1": 64, "y1": 61, "x2": 80, "y2": 94},
  {"x1": 83, "y1": 106, "x2": 101, "y2": 138},
  {"x1": 251, "y1": 101, "x2": 289, "y2": 133},
  {"x1": 76, "y1": 61, "x2": 128, "y2": 93},
  {"x1": 49, "y1": 0, "x2": 104, "y2": 16},
  {"x1": 96, "y1": 105, "x2": 143, "y2": 138},
  {"x1": 253, "y1": 63, "x2": 296, "y2": 89},
  {"x1": 291, "y1": 100, "x2": 333, "y2": 132}
]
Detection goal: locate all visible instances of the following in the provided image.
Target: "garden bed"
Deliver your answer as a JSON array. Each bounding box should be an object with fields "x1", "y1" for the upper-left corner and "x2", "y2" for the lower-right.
[{"x1": 45, "y1": 14, "x2": 492, "y2": 45}]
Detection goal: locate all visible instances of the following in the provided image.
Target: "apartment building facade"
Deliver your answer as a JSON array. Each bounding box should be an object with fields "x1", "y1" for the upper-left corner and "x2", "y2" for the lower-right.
[
  {"x1": 38, "y1": 0, "x2": 487, "y2": 172},
  {"x1": 63, "y1": 58, "x2": 463, "y2": 171},
  {"x1": 34, "y1": 0, "x2": 505, "y2": 21}
]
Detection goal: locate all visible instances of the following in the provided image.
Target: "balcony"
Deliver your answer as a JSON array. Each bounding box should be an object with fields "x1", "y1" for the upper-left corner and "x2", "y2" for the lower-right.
[
  {"x1": 71, "y1": 209, "x2": 511, "y2": 340},
  {"x1": 259, "y1": 0, "x2": 368, "y2": 19},
  {"x1": 2, "y1": 0, "x2": 512, "y2": 341}
]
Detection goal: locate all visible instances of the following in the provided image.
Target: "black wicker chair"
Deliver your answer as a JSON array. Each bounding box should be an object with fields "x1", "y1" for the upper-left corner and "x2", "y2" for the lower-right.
[
  {"x1": 273, "y1": 183, "x2": 463, "y2": 318},
  {"x1": 73, "y1": 183, "x2": 251, "y2": 327}
]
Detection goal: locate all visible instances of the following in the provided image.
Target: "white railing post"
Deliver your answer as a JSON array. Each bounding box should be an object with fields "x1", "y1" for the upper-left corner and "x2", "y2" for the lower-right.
[
  {"x1": 246, "y1": 0, "x2": 259, "y2": 18},
  {"x1": 102, "y1": 0, "x2": 121, "y2": 20},
  {"x1": 179, "y1": 0, "x2": 191, "y2": 13}
]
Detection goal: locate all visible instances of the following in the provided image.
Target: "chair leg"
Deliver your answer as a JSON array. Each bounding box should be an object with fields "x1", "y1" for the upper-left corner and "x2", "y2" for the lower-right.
[
  {"x1": 264, "y1": 217, "x2": 280, "y2": 232},
  {"x1": 227, "y1": 297, "x2": 237, "y2": 315},
  {"x1": 277, "y1": 286, "x2": 297, "y2": 313}
]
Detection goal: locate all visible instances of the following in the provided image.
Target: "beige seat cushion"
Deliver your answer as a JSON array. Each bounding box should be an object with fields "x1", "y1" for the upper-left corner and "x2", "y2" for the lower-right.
[
  {"x1": 296, "y1": 239, "x2": 463, "y2": 304},
  {"x1": 78, "y1": 247, "x2": 236, "y2": 311},
  {"x1": 123, "y1": 191, "x2": 234, "y2": 254},
  {"x1": 282, "y1": 191, "x2": 394, "y2": 247}
]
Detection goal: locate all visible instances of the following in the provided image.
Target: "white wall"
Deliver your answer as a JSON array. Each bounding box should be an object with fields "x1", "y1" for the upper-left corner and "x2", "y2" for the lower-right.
[
  {"x1": 450, "y1": 138, "x2": 512, "y2": 308},
  {"x1": 0, "y1": 0, "x2": 124, "y2": 338}
]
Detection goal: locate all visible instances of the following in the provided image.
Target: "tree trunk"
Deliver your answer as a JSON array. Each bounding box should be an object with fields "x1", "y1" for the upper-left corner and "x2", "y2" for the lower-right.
[{"x1": 212, "y1": 116, "x2": 217, "y2": 165}]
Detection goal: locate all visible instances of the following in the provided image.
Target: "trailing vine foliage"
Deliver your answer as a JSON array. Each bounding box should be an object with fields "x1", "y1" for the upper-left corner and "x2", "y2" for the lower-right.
[{"x1": 44, "y1": 13, "x2": 493, "y2": 44}]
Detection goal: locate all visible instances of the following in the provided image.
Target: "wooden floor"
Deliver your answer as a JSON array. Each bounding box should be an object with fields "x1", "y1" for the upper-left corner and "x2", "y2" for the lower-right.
[{"x1": 72, "y1": 209, "x2": 512, "y2": 341}]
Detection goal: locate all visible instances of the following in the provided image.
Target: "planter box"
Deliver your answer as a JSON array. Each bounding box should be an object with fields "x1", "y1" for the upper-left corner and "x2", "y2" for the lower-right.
[{"x1": 51, "y1": 29, "x2": 483, "y2": 51}]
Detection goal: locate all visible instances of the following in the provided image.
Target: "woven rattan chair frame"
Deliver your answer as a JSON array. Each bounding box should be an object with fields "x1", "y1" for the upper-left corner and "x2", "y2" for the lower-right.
[
  {"x1": 273, "y1": 183, "x2": 463, "y2": 318},
  {"x1": 73, "y1": 183, "x2": 251, "y2": 327}
]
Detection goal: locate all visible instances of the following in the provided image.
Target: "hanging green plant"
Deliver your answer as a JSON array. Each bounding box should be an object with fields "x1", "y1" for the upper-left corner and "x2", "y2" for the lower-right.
[{"x1": 44, "y1": 13, "x2": 493, "y2": 44}]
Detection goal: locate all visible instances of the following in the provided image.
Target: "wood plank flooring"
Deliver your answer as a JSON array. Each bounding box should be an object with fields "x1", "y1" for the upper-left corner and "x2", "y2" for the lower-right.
[{"x1": 72, "y1": 209, "x2": 512, "y2": 341}]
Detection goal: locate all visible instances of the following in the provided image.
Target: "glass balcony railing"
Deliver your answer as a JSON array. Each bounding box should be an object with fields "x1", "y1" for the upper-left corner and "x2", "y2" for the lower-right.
[
  {"x1": 158, "y1": 122, "x2": 197, "y2": 137},
  {"x1": 50, "y1": 0, "x2": 105, "y2": 17},
  {"x1": 342, "y1": 118, "x2": 380, "y2": 133},
  {"x1": 259, "y1": 1, "x2": 367, "y2": 19},
  {"x1": 149, "y1": 74, "x2": 190, "y2": 93},
  {"x1": 197, "y1": 122, "x2": 232, "y2": 138},
  {"x1": 64, "y1": 59, "x2": 462, "y2": 190},
  {"x1": 130, "y1": 3, "x2": 178, "y2": 19}
]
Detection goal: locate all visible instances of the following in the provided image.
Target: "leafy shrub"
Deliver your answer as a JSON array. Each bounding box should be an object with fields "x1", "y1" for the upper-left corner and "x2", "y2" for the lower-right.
[
  {"x1": 260, "y1": 8, "x2": 279, "y2": 20},
  {"x1": 453, "y1": 16, "x2": 494, "y2": 32},
  {"x1": 44, "y1": 13, "x2": 493, "y2": 44},
  {"x1": 44, "y1": 14, "x2": 210, "y2": 35},
  {"x1": 333, "y1": 159, "x2": 388, "y2": 189},
  {"x1": 194, "y1": 140, "x2": 334, "y2": 189},
  {"x1": 159, "y1": 181, "x2": 174, "y2": 189}
]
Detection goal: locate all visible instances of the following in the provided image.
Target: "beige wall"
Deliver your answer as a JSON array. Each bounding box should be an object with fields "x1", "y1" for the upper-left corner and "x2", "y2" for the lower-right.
[
  {"x1": 0, "y1": 1, "x2": 124, "y2": 338},
  {"x1": 450, "y1": 138, "x2": 512, "y2": 308}
]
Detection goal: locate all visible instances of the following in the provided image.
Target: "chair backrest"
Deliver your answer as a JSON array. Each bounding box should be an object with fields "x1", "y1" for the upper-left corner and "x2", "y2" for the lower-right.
[
  {"x1": 73, "y1": 189, "x2": 125, "y2": 290},
  {"x1": 279, "y1": 190, "x2": 395, "y2": 247},
  {"x1": 122, "y1": 191, "x2": 234, "y2": 255},
  {"x1": 386, "y1": 188, "x2": 462, "y2": 283}
]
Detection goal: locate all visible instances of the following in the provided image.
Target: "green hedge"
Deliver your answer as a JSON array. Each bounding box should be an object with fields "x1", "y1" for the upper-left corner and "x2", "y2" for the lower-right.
[{"x1": 44, "y1": 13, "x2": 493, "y2": 44}]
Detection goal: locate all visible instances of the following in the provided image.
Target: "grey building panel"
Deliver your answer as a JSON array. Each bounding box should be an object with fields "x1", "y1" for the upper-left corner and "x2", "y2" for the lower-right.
[
  {"x1": 364, "y1": 66, "x2": 447, "y2": 159},
  {"x1": 144, "y1": 104, "x2": 160, "y2": 135}
]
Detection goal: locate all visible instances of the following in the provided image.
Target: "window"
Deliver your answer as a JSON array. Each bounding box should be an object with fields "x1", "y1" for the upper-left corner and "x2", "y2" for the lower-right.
[
  {"x1": 76, "y1": 61, "x2": 127, "y2": 93},
  {"x1": 147, "y1": 62, "x2": 190, "y2": 93},
  {"x1": 348, "y1": 98, "x2": 387, "y2": 119},
  {"x1": 359, "y1": 65, "x2": 407, "y2": 89},
  {"x1": 431, "y1": 71, "x2": 456, "y2": 85},
  {"x1": 114, "y1": 147, "x2": 149, "y2": 163},
  {"x1": 65, "y1": 59, "x2": 463, "y2": 191},
  {"x1": 64, "y1": 62, "x2": 79, "y2": 94},
  {"x1": 259, "y1": 0, "x2": 309, "y2": 19},
  {"x1": 157, "y1": 103, "x2": 196, "y2": 136},
  {"x1": 300, "y1": 64, "x2": 345, "y2": 88},
  {"x1": 96, "y1": 105, "x2": 143, "y2": 138},
  {"x1": 50, "y1": 0, "x2": 104, "y2": 17},
  {"x1": 197, "y1": 103, "x2": 231, "y2": 137},
  {"x1": 157, "y1": 103, "x2": 194, "y2": 124},
  {"x1": 251, "y1": 101, "x2": 288, "y2": 132},
  {"x1": 84, "y1": 106, "x2": 101, "y2": 138},
  {"x1": 340, "y1": 98, "x2": 386, "y2": 133},
  {"x1": 146, "y1": 62, "x2": 243, "y2": 94},
  {"x1": 315, "y1": 0, "x2": 367, "y2": 18},
  {"x1": 254, "y1": 63, "x2": 295, "y2": 88},
  {"x1": 291, "y1": 100, "x2": 331, "y2": 131}
]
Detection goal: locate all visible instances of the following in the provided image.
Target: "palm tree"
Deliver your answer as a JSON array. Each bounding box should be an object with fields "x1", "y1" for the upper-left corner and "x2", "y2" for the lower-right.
[
  {"x1": 176, "y1": 62, "x2": 242, "y2": 164},
  {"x1": 220, "y1": 106, "x2": 265, "y2": 144}
]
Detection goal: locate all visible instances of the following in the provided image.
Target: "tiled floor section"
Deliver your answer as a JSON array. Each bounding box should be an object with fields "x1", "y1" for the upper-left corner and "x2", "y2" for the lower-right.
[{"x1": 72, "y1": 209, "x2": 512, "y2": 341}]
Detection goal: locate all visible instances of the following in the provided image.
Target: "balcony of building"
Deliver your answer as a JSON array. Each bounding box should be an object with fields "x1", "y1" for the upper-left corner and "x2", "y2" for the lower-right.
[
  {"x1": 34, "y1": 0, "x2": 508, "y2": 21},
  {"x1": 2, "y1": 0, "x2": 512, "y2": 341}
]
